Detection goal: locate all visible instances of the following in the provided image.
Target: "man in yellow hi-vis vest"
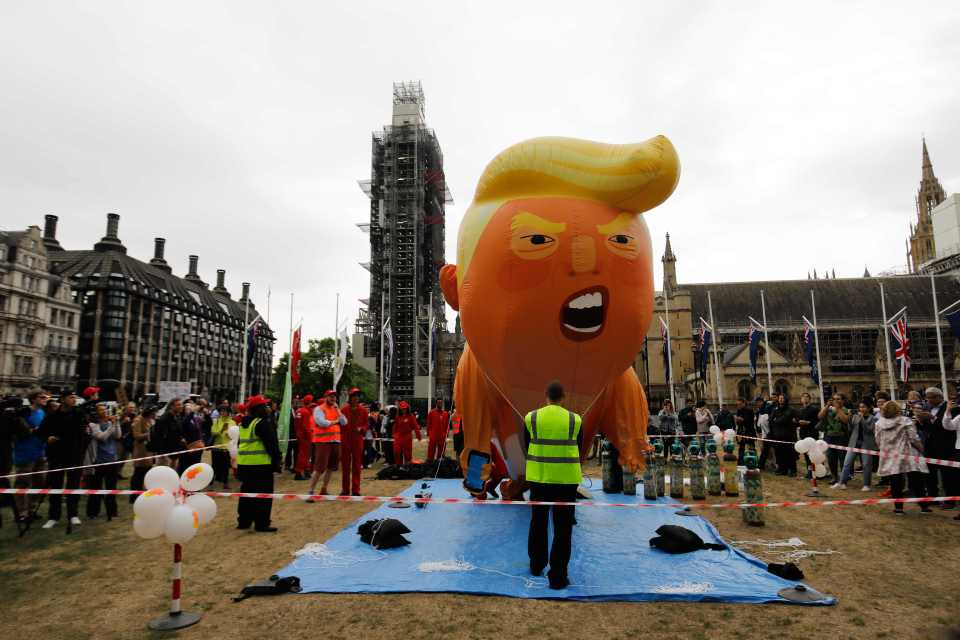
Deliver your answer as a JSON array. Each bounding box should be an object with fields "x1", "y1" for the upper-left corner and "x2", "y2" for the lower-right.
[
  {"x1": 236, "y1": 395, "x2": 283, "y2": 532},
  {"x1": 524, "y1": 381, "x2": 582, "y2": 590}
]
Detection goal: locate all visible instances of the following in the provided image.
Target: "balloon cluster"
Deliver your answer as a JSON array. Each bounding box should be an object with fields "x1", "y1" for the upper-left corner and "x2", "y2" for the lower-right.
[
  {"x1": 132, "y1": 463, "x2": 218, "y2": 544},
  {"x1": 794, "y1": 437, "x2": 830, "y2": 478},
  {"x1": 708, "y1": 425, "x2": 737, "y2": 446},
  {"x1": 226, "y1": 425, "x2": 240, "y2": 461}
]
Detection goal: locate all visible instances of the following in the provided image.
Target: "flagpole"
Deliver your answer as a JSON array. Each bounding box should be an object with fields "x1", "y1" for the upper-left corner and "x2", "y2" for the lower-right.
[
  {"x1": 427, "y1": 292, "x2": 434, "y2": 412},
  {"x1": 810, "y1": 290, "x2": 825, "y2": 407},
  {"x1": 879, "y1": 281, "x2": 896, "y2": 400},
  {"x1": 760, "y1": 289, "x2": 774, "y2": 397},
  {"x1": 663, "y1": 295, "x2": 676, "y2": 409},
  {"x1": 931, "y1": 275, "x2": 948, "y2": 392},
  {"x1": 288, "y1": 292, "x2": 294, "y2": 384},
  {"x1": 378, "y1": 294, "x2": 385, "y2": 407},
  {"x1": 707, "y1": 290, "x2": 724, "y2": 408},
  {"x1": 240, "y1": 287, "x2": 250, "y2": 401},
  {"x1": 334, "y1": 293, "x2": 340, "y2": 395}
]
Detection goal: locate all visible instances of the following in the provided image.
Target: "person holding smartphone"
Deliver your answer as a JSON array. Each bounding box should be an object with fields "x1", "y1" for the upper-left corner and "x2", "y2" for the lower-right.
[{"x1": 820, "y1": 395, "x2": 850, "y2": 486}]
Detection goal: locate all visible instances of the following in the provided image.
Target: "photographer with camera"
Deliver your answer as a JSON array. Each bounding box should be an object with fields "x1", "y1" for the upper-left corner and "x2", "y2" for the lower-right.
[
  {"x1": 819, "y1": 394, "x2": 850, "y2": 487},
  {"x1": 85, "y1": 403, "x2": 122, "y2": 520},
  {"x1": 12, "y1": 391, "x2": 49, "y2": 523},
  {"x1": 39, "y1": 391, "x2": 88, "y2": 528}
]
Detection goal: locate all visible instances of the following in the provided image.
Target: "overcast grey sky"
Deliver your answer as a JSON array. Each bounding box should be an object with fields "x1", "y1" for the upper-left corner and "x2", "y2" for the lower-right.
[{"x1": 3, "y1": 1, "x2": 959, "y2": 356}]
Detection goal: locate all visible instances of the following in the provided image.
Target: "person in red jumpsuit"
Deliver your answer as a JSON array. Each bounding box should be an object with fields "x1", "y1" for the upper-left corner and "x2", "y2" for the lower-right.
[
  {"x1": 340, "y1": 388, "x2": 369, "y2": 496},
  {"x1": 293, "y1": 394, "x2": 315, "y2": 480},
  {"x1": 426, "y1": 399, "x2": 451, "y2": 460},
  {"x1": 392, "y1": 401, "x2": 421, "y2": 464}
]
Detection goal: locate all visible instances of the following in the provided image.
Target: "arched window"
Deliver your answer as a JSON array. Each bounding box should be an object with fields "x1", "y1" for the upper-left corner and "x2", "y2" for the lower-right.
[
  {"x1": 774, "y1": 379, "x2": 790, "y2": 399},
  {"x1": 737, "y1": 379, "x2": 753, "y2": 401}
]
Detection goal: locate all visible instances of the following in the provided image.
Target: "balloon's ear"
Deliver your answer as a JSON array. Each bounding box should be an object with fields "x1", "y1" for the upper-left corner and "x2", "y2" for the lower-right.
[{"x1": 439, "y1": 264, "x2": 459, "y2": 311}]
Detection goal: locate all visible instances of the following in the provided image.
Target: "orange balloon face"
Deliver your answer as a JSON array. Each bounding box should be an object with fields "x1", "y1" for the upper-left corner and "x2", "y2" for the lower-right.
[{"x1": 459, "y1": 196, "x2": 654, "y2": 415}]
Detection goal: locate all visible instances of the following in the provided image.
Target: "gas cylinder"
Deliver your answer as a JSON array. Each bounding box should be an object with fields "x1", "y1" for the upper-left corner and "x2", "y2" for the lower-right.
[
  {"x1": 742, "y1": 448, "x2": 765, "y2": 526},
  {"x1": 622, "y1": 464, "x2": 637, "y2": 495},
  {"x1": 653, "y1": 440, "x2": 666, "y2": 497},
  {"x1": 601, "y1": 439, "x2": 623, "y2": 493},
  {"x1": 706, "y1": 439, "x2": 722, "y2": 496},
  {"x1": 642, "y1": 449, "x2": 657, "y2": 500},
  {"x1": 723, "y1": 438, "x2": 739, "y2": 497},
  {"x1": 688, "y1": 442, "x2": 706, "y2": 500},
  {"x1": 668, "y1": 439, "x2": 685, "y2": 499}
]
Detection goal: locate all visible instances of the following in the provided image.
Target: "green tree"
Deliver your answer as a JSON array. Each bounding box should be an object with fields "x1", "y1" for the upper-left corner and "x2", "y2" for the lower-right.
[{"x1": 269, "y1": 337, "x2": 377, "y2": 403}]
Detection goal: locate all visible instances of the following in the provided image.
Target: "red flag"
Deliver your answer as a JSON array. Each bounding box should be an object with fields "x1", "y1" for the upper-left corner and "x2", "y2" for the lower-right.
[{"x1": 290, "y1": 325, "x2": 302, "y2": 384}]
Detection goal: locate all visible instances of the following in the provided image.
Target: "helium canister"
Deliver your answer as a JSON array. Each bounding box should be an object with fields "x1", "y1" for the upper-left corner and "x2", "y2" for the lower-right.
[
  {"x1": 688, "y1": 442, "x2": 706, "y2": 500},
  {"x1": 742, "y1": 448, "x2": 765, "y2": 526},
  {"x1": 668, "y1": 440, "x2": 685, "y2": 499},
  {"x1": 642, "y1": 449, "x2": 657, "y2": 500},
  {"x1": 601, "y1": 439, "x2": 623, "y2": 493},
  {"x1": 653, "y1": 440, "x2": 666, "y2": 497},
  {"x1": 723, "y1": 439, "x2": 739, "y2": 497},
  {"x1": 706, "y1": 439, "x2": 722, "y2": 496}
]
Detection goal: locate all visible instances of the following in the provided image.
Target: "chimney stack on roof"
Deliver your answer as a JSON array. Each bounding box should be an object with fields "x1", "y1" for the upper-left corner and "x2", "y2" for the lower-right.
[
  {"x1": 43, "y1": 214, "x2": 63, "y2": 252},
  {"x1": 94, "y1": 213, "x2": 127, "y2": 254},
  {"x1": 149, "y1": 237, "x2": 172, "y2": 273},
  {"x1": 185, "y1": 254, "x2": 207, "y2": 288},
  {"x1": 213, "y1": 269, "x2": 231, "y2": 297},
  {"x1": 240, "y1": 282, "x2": 251, "y2": 304}
]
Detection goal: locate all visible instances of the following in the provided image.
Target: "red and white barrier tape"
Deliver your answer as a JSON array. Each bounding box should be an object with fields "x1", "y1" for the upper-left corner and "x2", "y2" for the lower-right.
[
  {"x1": 736, "y1": 434, "x2": 960, "y2": 469},
  {"x1": 2, "y1": 487, "x2": 958, "y2": 510}
]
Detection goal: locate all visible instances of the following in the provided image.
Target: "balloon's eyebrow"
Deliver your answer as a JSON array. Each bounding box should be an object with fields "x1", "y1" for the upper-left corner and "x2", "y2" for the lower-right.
[
  {"x1": 511, "y1": 211, "x2": 567, "y2": 234},
  {"x1": 596, "y1": 213, "x2": 634, "y2": 236}
]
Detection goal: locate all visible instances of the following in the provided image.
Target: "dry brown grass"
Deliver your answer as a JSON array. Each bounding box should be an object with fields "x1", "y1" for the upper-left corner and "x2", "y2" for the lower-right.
[{"x1": 2, "y1": 441, "x2": 959, "y2": 640}]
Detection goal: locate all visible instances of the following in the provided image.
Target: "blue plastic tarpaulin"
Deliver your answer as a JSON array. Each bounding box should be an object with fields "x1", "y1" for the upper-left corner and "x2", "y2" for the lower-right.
[{"x1": 276, "y1": 479, "x2": 835, "y2": 604}]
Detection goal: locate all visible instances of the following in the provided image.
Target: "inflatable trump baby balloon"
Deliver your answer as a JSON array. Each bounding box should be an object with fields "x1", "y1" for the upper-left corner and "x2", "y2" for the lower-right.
[{"x1": 438, "y1": 136, "x2": 680, "y2": 496}]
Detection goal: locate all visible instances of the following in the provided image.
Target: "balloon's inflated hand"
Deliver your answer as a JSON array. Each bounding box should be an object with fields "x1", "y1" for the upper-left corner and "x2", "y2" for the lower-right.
[{"x1": 461, "y1": 448, "x2": 491, "y2": 495}]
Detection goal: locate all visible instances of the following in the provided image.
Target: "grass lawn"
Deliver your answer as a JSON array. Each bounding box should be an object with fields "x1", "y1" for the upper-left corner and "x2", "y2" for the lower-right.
[{"x1": 2, "y1": 441, "x2": 959, "y2": 640}]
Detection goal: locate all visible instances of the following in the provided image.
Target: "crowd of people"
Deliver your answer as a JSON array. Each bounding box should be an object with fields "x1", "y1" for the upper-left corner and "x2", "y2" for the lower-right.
[
  {"x1": 0, "y1": 384, "x2": 461, "y2": 533},
  {"x1": 653, "y1": 388, "x2": 960, "y2": 517}
]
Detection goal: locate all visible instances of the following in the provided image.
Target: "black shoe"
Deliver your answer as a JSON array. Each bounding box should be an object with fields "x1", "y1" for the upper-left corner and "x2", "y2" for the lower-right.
[
  {"x1": 548, "y1": 576, "x2": 570, "y2": 590},
  {"x1": 293, "y1": 473, "x2": 305, "y2": 481},
  {"x1": 236, "y1": 523, "x2": 251, "y2": 530},
  {"x1": 920, "y1": 508, "x2": 933, "y2": 514},
  {"x1": 254, "y1": 526, "x2": 278, "y2": 533}
]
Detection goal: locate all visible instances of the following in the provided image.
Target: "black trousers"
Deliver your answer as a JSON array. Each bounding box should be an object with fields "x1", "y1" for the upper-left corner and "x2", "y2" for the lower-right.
[
  {"x1": 889, "y1": 472, "x2": 931, "y2": 511},
  {"x1": 237, "y1": 465, "x2": 274, "y2": 529},
  {"x1": 924, "y1": 447, "x2": 959, "y2": 507},
  {"x1": 211, "y1": 449, "x2": 231, "y2": 484},
  {"x1": 47, "y1": 467, "x2": 82, "y2": 521},
  {"x1": 453, "y1": 432, "x2": 464, "y2": 460},
  {"x1": 86, "y1": 464, "x2": 119, "y2": 518},
  {"x1": 758, "y1": 440, "x2": 776, "y2": 470},
  {"x1": 129, "y1": 465, "x2": 150, "y2": 503},
  {"x1": 284, "y1": 438, "x2": 296, "y2": 469},
  {"x1": 528, "y1": 482, "x2": 578, "y2": 584},
  {"x1": 773, "y1": 442, "x2": 798, "y2": 475},
  {"x1": 177, "y1": 450, "x2": 203, "y2": 474}
]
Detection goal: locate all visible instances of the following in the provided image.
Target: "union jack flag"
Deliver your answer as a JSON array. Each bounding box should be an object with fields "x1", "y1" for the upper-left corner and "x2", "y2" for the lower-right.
[
  {"x1": 747, "y1": 320, "x2": 763, "y2": 384},
  {"x1": 887, "y1": 307, "x2": 910, "y2": 382},
  {"x1": 802, "y1": 316, "x2": 819, "y2": 385}
]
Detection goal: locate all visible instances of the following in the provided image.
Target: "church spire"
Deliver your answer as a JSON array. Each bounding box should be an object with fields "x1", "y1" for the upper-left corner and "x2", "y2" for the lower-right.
[
  {"x1": 908, "y1": 137, "x2": 947, "y2": 272},
  {"x1": 662, "y1": 233, "x2": 677, "y2": 297}
]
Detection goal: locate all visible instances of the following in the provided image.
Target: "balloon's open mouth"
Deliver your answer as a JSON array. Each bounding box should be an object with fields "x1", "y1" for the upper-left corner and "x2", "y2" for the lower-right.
[{"x1": 560, "y1": 286, "x2": 608, "y2": 341}]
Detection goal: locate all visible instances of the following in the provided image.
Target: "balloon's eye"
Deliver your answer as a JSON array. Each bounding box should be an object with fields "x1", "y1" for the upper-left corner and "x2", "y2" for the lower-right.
[
  {"x1": 525, "y1": 234, "x2": 554, "y2": 246},
  {"x1": 611, "y1": 234, "x2": 631, "y2": 244}
]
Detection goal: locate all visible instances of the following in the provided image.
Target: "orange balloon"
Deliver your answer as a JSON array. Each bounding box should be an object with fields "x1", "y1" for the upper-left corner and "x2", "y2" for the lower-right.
[{"x1": 441, "y1": 136, "x2": 679, "y2": 477}]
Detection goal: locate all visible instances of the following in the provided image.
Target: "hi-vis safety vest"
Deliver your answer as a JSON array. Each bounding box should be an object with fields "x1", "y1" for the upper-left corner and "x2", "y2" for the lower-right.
[
  {"x1": 451, "y1": 414, "x2": 462, "y2": 435},
  {"x1": 313, "y1": 404, "x2": 341, "y2": 443},
  {"x1": 524, "y1": 405, "x2": 582, "y2": 484},
  {"x1": 237, "y1": 418, "x2": 271, "y2": 466}
]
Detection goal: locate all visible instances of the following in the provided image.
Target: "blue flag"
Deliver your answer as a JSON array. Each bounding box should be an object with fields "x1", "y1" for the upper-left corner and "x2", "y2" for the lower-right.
[
  {"x1": 698, "y1": 318, "x2": 712, "y2": 381},
  {"x1": 748, "y1": 322, "x2": 762, "y2": 384},
  {"x1": 803, "y1": 319, "x2": 819, "y2": 385},
  {"x1": 946, "y1": 309, "x2": 960, "y2": 342}
]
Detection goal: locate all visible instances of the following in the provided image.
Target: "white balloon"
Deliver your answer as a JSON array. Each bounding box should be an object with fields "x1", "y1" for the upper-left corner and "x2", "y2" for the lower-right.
[
  {"x1": 164, "y1": 505, "x2": 199, "y2": 544},
  {"x1": 133, "y1": 487, "x2": 176, "y2": 526},
  {"x1": 180, "y1": 462, "x2": 214, "y2": 492},
  {"x1": 133, "y1": 514, "x2": 165, "y2": 539},
  {"x1": 814, "y1": 463, "x2": 829, "y2": 478},
  {"x1": 227, "y1": 425, "x2": 240, "y2": 441},
  {"x1": 794, "y1": 440, "x2": 811, "y2": 454},
  {"x1": 709, "y1": 425, "x2": 721, "y2": 434},
  {"x1": 144, "y1": 465, "x2": 181, "y2": 493},
  {"x1": 713, "y1": 432, "x2": 724, "y2": 445},
  {"x1": 815, "y1": 439, "x2": 830, "y2": 452},
  {"x1": 809, "y1": 449, "x2": 827, "y2": 465},
  {"x1": 185, "y1": 493, "x2": 218, "y2": 526},
  {"x1": 803, "y1": 437, "x2": 817, "y2": 450}
]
